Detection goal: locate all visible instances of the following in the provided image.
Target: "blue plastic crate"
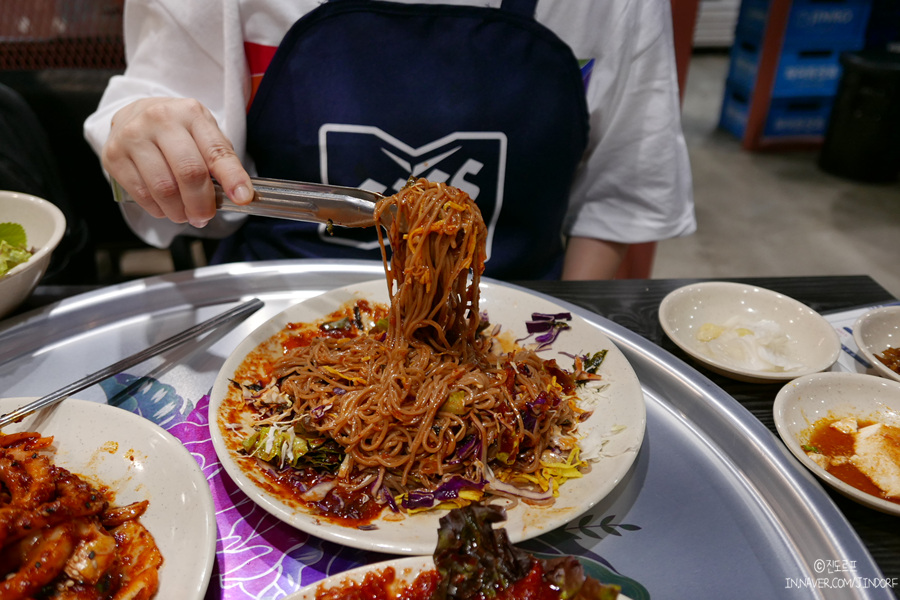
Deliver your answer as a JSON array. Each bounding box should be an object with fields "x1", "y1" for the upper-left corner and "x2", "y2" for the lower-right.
[
  {"x1": 728, "y1": 30, "x2": 862, "y2": 96},
  {"x1": 719, "y1": 81, "x2": 752, "y2": 139},
  {"x1": 719, "y1": 79, "x2": 834, "y2": 140},
  {"x1": 737, "y1": 0, "x2": 873, "y2": 44},
  {"x1": 764, "y1": 95, "x2": 834, "y2": 137}
]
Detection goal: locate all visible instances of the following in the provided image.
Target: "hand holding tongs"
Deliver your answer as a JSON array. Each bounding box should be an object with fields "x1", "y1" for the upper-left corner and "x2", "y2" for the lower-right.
[{"x1": 112, "y1": 176, "x2": 389, "y2": 228}]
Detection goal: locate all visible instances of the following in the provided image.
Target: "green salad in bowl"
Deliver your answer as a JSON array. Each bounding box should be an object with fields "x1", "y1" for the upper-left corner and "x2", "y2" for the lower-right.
[
  {"x1": 0, "y1": 222, "x2": 34, "y2": 277},
  {"x1": 0, "y1": 190, "x2": 67, "y2": 319}
]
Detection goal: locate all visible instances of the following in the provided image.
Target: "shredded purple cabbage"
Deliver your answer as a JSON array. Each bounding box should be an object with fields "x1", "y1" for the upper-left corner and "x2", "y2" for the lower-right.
[
  {"x1": 448, "y1": 434, "x2": 481, "y2": 465},
  {"x1": 519, "y1": 312, "x2": 573, "y2": 350},
  {"x1": 380, "y1": 487, "x2": 400, "y2": 512},
  {"x1": 402, "y1": 476, "x2": 486, "y2": 510},
  {"x1": 310, "y1": 404, "x2": 332, "y2": 421},
  {"x1": 531, "y1": 311, "x2": 572, "y2": 321},
  {"x1": 522, "y1": 392, "x2": 560, "y2": 432}
]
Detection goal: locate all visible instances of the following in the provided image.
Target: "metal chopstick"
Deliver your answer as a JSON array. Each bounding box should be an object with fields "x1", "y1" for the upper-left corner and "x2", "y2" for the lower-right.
[{"x1": 0, "y1": 297, "x2": 264, "y2": 428}]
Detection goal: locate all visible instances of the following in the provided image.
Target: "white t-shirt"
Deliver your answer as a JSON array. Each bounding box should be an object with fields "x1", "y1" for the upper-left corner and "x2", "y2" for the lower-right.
[{"x1": 84, "y1": 0, "x2": 695, "y2": 249}]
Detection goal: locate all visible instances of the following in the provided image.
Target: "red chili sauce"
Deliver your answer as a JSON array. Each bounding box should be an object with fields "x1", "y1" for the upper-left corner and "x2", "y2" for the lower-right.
[
  {"x1": 314, "y1": 561, "x2": 564, "y2": 600},
  {"x1": 262, "y1": 467, "x2": 384, "y2": 527}
]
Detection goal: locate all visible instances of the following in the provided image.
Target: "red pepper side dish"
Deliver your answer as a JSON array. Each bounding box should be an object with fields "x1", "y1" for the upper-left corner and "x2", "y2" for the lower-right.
[
  {"x1": 876, "y1": 346, "x2": 900, "y2": 375},
  {"x1": 314, "y1": 505, "x2": 620, "y2": 600},
  {"x1": 0, "y1": 432, "x2": 162, "y2": 599}
]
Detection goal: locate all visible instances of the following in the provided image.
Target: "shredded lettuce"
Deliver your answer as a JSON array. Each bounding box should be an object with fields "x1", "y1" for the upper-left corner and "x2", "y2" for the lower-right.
[
  {"x1": 242, "y1": 426, "x2": 343, "y2": 471},
  {"x1": 0, "y1": 223, "x2": 32, "y2": 277}
]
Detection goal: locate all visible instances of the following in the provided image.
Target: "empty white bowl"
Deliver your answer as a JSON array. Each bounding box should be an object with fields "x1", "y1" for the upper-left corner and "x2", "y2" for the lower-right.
[
  {"x1": 773, "y1": 371, "x2": 900, "y2": 516},
  {"x1": 0, "y1": 190, "x2": 66, "y2": 319},
  {"x1": 659, "y1": 282, "x2": 840, "y2": 383},
  {"x1": 853, "y1": 305, "x2": 900, "y2": 383}
]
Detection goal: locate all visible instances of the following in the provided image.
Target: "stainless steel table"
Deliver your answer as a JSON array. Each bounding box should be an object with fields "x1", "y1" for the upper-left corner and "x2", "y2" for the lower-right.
[{"x1": 2, "y1": 262, "x2": 897, "y2": 599}]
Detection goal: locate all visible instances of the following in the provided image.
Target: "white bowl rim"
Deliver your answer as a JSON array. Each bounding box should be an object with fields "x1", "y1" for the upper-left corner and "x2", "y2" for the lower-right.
[
  {"x1": 852, "y1": 305, "x2": 900, "y2": 384},
  {"x1": 773, "y1": 371, "x2": 900, "y2": 516},
  {"x1": 659, "y1": 281, "x2": 841, "y2": 382},
  {"x1": 0, "y1": 190, "x2": 66, "y2": 280}
]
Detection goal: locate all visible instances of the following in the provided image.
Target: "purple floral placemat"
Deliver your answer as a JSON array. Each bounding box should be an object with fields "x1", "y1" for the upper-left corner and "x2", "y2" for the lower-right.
[{"x1": 168, "y1": 396, "x2": 373, "y2": 599}]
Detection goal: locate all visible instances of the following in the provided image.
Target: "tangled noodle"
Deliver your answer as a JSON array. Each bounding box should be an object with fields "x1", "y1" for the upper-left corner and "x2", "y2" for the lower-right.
[{"x1": 240, "y1": 179, "x2": 585, "y2": 514}]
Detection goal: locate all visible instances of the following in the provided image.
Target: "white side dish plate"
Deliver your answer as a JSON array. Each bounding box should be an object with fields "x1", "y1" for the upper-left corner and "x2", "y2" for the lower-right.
[
  {"x1": 853, "y1": 305, "x2": 900, "y2": 383},
  {"x1": 773, "y1": 372, "x2": 900, "y2": 516},
  {"x1": 209, "y1": 279, "x2": 646, "y2": 555},
  {"x1": 659, "y1": 281, "x2": 840, "y2": 383},
  {"x1": 283, "y1": 555, "x2": 634, "y2": 600},
  {"x1": 0, "y1": 397, "x2": 217, "y2": 599}
]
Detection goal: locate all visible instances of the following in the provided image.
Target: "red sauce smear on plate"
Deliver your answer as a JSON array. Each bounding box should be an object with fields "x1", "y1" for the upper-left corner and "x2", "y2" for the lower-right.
[{"x1": 313, "y1": 561, "x2": 563, "y2": 600}]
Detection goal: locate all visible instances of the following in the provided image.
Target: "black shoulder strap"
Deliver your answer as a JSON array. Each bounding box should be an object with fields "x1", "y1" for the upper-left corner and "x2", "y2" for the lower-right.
[{"x1": 328, "y1": 0, "x2": 538, "y2": 18}]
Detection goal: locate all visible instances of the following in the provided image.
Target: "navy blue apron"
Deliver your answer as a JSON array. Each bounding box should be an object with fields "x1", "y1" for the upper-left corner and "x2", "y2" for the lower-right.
[{"x1": 213, "y1": 0, "x2": 589, "y2": 280}]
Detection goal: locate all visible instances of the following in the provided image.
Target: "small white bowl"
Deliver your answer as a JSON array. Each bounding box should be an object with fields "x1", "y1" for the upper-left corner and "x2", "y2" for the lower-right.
[
  {"x1": 853, "y1": 305, "x2": 900, "y2": 383},
  {"x1": 0, "y1": 190, "x2": 66, "y2": 319},
  {"x1": 773, "y1": 372, "x2": 900, "y2": 516},
  {"x1": 659, "y1": 282, "x2": 840, "y2": 383}
]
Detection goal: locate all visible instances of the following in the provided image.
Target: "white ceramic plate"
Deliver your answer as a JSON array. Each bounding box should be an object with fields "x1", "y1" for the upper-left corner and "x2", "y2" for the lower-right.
[
  {"x1": 285, "y1": 556, "x2": 433, "y2": 599},
  {"x1": 0, "y1": 397, "x2": 216, "y2": 598},
  {"x1": 853, "y1": 305, "x2": 900, "y2": 383},
  {"x1": 283, "y1": 555, "x2": 635, "y2": 600},
  {"x1": 772, "y1": 372, "x2": 900, "y2": 516},
  {"x1": 659, "y1": 281, "x2": 840, "y2": 383},
  {"x1": 210, "y1": 279, "x2": 646, "y2": 555}
]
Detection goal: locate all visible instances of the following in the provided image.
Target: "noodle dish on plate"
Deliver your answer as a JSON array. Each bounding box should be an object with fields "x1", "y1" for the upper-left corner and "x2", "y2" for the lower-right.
[{"x1": 209, "y1": 180, "x2": 645, "y2": 554}]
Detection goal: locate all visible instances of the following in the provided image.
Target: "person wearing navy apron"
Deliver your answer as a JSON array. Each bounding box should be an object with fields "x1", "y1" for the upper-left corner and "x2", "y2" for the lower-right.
[
  {"x1": 86, "y1": 0, "x2": 695, "y2": 281},
  {"x1": 213, "y1": 0, "x2": 589, "y2": 280}
]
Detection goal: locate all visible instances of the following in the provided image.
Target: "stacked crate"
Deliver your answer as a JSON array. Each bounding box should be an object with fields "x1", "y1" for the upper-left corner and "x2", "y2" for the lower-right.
[{"x1": 719, "y1": 0, "x2": 872, "y2": 149}]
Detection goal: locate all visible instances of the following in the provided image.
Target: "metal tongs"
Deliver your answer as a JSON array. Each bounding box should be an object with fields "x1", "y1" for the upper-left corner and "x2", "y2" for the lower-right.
[{"x1": 112, "y1": 176, "x2": 388, "y2": 228}]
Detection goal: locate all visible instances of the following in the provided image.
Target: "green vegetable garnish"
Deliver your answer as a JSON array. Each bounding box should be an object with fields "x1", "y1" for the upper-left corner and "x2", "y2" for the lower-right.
[
  {"x1": 243, "y1": 426, "x2": 310, "y2": 465},
  {"x1": 242, "y1": 426, "x2": 345, "y2": 471},
  {"x1": 440, "y1": 390, "x2": 467, "y2": 414},
  {"x1": 582, "y1": 350, "x2": 608, "y2": 374},
  {"x1": 0, "y1": 223, "x2": 32, "y2": 277},
  {"x1": 321, "y1": 317, "x2": 352, "y2": 331},
  {"x1": 370, "y1": 317, "x2": 390, "y2": 333},
  {"x1": 801, "y1": 444, "x2": 821, "y2": 454}
]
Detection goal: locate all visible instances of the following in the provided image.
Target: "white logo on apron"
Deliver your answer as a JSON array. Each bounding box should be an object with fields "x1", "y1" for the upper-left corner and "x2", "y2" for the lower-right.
[{"x1": 318, "y1": 124, "x2": 506, "y2": 256}]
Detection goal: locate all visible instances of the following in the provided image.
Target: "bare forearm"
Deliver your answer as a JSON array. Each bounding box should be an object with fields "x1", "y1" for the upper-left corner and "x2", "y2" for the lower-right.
[{"x1": 561, "y1": 236, "x2": 629, "y2": 280}]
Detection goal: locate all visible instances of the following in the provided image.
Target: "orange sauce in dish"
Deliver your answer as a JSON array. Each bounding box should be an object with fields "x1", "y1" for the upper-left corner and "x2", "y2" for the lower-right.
[{"x1": 806, "y1": 418, "x2": 900, "y2": 506}]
